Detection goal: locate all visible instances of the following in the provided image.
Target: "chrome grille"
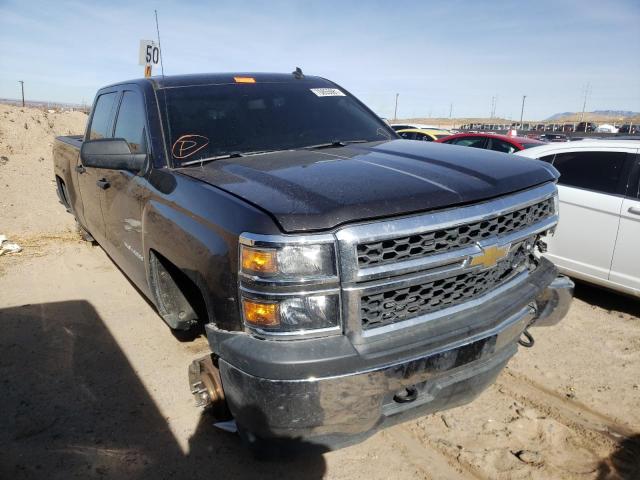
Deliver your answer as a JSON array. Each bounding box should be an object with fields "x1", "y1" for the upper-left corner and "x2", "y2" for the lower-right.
[
  {"x1": 357, "y1": 197, "x2": 554, "y2": 268},
  {"x1": 360, "y1": 246, "x2": 529, "y2": 330}
]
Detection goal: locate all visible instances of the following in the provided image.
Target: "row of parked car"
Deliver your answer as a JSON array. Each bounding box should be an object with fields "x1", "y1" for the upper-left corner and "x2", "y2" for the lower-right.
[
  {"x1": 458, "y1": 122, "x2": 638, "y2": 134},
  {"x1": 392, "y1": 123, "x2": 640, "y2": 297},
  {"x1": 391, "y1": 124, "x2": 545, "y2": 152}
]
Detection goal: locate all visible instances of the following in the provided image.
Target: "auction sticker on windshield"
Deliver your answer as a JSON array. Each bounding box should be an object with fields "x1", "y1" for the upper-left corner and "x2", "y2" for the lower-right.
[{"x1": 310, "y1": 88, "x2": 345, "y2": 97}]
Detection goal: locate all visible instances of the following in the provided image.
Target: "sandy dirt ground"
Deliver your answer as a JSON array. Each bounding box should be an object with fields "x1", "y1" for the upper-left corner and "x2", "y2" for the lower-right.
[{"x1": 1, "y1": 104, "x2": 638, "y2": 479}]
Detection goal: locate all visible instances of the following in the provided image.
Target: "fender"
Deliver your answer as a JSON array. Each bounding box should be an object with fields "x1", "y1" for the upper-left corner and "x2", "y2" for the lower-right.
[
  {"x1": 142, "y1": 198, "x2": 238, "y2": 331},
  {"x1": 139, "y1": 171, "x2": 282, "y2": 332}
]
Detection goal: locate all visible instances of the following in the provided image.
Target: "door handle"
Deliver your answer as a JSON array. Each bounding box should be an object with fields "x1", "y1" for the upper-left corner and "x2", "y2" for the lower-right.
[
  {"x1": 629, "y1": 206, "x2": 640, "y2": 216},
  {"x1": 96, "y1": 178, "x2": 110, "y2": 190},
  {"x1": 75, "y1": 165, "x2": 86, "y2": 174}
]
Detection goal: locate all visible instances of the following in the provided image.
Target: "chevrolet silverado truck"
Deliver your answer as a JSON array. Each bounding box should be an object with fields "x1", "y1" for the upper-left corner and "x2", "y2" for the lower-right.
[{"x1": 53, "y1": 72, "x2": 573, "y2": 449}]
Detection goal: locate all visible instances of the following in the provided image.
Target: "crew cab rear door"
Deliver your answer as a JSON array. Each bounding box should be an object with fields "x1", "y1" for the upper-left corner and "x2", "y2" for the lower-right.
[
  {"x1": 609, "y1": 151, "x2": 640, "y2": 293},
  {"x1": 77, "y1": 90, "x2": 119, "y2": 242},
  {"x1": 542, "y1": 148, "x2": 629, "y2": 282},
  {"x1": 99, "y1": 88, "x2": 150, "y2": 288}
]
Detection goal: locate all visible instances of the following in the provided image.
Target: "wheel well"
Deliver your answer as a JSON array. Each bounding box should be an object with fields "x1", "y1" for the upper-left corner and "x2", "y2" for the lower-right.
[
  {"x1": 55, "y1": 175, "x2": 71, "y2": 212},
  {"x1": 148, "y1": 250, "x2": 209, "y2": 330}
]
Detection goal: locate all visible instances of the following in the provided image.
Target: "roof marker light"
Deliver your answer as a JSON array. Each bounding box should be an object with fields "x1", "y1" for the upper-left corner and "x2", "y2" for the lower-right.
[{"x1": 234, "y1": 76, "x2": 256, "y2": 83}]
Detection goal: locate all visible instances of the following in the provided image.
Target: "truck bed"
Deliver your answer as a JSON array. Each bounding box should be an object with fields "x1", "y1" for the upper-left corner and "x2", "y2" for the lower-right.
[
  {"x1": 53, "y1": 135, "x2": 84, "y2": 215},
  {"x1": 56, "y1": 135, "x2": 83, "y2": 149}
]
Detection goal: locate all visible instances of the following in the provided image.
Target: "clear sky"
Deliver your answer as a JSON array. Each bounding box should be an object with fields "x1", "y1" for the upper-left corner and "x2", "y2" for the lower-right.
[{"x1": 1, "y1": 0, "x2": 639, "y2": 120}]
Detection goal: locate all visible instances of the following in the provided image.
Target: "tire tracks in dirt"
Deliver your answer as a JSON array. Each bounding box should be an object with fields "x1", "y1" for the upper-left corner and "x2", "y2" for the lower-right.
[
  {"x1": 496, "y1": 370, "x2": 636, "y2": 445},
  {"x1": 384, "y1": 426, "x2": 486, "y2": 480}
]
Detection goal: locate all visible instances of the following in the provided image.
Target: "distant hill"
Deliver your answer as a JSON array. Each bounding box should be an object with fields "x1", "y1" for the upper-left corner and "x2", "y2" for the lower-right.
[{"x1": 546, "y1": 110, "x2": 640, "y2": 121}]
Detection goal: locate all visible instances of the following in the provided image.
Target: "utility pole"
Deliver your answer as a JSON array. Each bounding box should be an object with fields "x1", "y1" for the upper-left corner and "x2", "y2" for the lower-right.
[
  {"x1": 393, "y1": 93, "x2": 399, "y2": 121},
  {"x1": 18, "y1": 80, "x2": 24, "y2": 107},
  {"x1": 579, "y1": 83, "x2": 590, "y2": 123},
  {"x1": 449, "y1": 103, "x2": 453, "y2": 128},
  {"x1": 519, "y1": 95, "x2": 527, "y2": 131}
]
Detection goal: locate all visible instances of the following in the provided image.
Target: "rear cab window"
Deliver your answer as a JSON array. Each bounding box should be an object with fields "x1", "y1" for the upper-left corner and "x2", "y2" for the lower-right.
[{"x1": 88, "y1": 92, "x2": 118, "y2": 140}]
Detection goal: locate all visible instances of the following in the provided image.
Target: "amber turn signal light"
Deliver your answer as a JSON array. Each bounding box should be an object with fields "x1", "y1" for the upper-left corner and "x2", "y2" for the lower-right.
[
  {"x1": 241, "y1": 246, "x2": 277, "y2": 274},
  {"x1": 242, "y1": 299, "x2": 279, "y2": 327}
]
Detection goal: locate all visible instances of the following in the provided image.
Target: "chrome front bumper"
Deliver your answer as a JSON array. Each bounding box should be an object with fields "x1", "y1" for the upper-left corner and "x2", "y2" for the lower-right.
[{"x1": 217, "y1": 274, "x2": 573, "y2": 448}]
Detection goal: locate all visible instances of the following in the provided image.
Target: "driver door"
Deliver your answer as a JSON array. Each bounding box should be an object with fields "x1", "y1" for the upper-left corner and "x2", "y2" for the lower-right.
[{"x1": 99, "y1": 89, "x2": 150, "y2": 289}]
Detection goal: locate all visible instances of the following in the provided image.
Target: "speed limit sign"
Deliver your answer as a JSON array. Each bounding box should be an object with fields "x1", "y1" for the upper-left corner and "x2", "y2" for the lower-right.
[{"x1": 139, "y1": 40, "x2": 160, "y2": 66}]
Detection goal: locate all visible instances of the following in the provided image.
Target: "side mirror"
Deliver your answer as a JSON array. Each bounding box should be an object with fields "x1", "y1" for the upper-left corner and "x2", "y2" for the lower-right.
[{"x1": 80, "y1": 138, "x2": 147, "y2": 172}]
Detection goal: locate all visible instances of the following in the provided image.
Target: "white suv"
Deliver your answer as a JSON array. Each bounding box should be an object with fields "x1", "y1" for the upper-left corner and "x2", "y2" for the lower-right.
[{"x1": 517, "y1": 140, "x2": 640, "y2": 297}]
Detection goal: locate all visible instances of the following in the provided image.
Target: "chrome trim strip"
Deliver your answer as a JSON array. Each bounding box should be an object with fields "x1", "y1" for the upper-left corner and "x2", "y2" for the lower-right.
[
  {"x1": 240, "y1": 232, "x2": 336, "y2": 246},
  {"x1": 239, "y1": 271, "x2": 340, "y2": 287},
  {"x1": 240, "y1": 285, "x2": 341, "y2": 298},
  {"x1": 247, "y1": 325, "x2": 342, "y2": 339}
]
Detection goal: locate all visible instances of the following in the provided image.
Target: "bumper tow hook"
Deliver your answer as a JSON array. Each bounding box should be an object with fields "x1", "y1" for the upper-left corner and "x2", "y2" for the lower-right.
[
  {"x1": 518, "y1": 328, "x2": 535, "y2": 348},
  {"x1": 394, "y1": 386, "x2": 419, "y2": 403}
]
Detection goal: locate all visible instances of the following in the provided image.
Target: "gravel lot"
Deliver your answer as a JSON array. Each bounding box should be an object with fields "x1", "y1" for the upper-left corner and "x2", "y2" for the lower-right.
[{"x1": 1, "y1": 105, "x2": 638, "y2": 479}]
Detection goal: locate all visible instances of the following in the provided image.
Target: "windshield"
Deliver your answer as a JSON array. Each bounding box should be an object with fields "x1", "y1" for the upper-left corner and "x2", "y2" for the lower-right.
[{"x1": 158, "y1": 81, "x2": 394, "y2": 166}]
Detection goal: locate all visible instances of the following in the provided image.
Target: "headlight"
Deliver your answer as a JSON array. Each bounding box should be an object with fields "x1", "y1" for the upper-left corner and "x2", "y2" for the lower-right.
[
  {"x1": 239, "y1": 233, "x2": 341, "y2": 338},
  {"x1": 241, "y1": 294, "x2": 339, "y2": 333},
  {"x1": 240, "y1": 242, "x2": 336, "y2": 281}
]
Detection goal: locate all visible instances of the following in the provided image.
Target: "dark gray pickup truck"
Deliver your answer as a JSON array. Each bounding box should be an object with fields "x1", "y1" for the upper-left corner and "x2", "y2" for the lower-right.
[{"x1": 53, "y1": 72, "x2": 573, "y2": 449}]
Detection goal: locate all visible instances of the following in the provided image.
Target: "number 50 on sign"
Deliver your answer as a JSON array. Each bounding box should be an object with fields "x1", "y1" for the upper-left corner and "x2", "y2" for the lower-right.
[{"x1": 139, "y1": 40, "x2": 160, "y2": 66}]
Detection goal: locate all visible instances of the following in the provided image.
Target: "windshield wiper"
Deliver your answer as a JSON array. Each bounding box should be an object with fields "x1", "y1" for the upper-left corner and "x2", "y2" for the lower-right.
[
  {"x1": 179, "y1": 150, "x2": 280, "y2": 167},
  {"x1": 302, "y1": 139, "x2": 370, "y2": 150}
]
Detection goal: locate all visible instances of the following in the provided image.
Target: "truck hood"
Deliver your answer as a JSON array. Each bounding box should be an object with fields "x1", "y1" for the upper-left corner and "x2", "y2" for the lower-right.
[{"x1": 178, "y1": 140, "x2": 558, "y2": 233}]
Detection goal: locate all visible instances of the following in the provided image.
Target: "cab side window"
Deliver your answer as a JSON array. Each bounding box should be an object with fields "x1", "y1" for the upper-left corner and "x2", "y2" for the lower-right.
[
  {"x1": 114, "y1": 91, "x2": 147, "y2": 154},
  {"x1": 89, "y1": 92, "x2": 118, "y2": 140},
  {"x1": 488, "y1": 139, "x2": 516, "y2": 154},
  {"x1": 399, "y1": 131, "x2": 416, "y2": 140},
  {"x1": 552, "y1": 151, "x2": 626, "y2": 195},
  {"x1": 451, "y1": 137, "x2": 486, "y2": 148}
]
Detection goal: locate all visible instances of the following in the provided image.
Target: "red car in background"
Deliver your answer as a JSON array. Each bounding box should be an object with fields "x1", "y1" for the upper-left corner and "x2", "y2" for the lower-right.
[{"x1": 436, "y1": 133, "x2": 545, "y2": 153}]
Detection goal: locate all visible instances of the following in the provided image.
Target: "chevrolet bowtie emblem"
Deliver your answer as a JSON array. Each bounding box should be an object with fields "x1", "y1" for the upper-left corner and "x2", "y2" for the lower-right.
[{"x1": 469, "y1": 244, "x2": 511, "y2": 269}]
